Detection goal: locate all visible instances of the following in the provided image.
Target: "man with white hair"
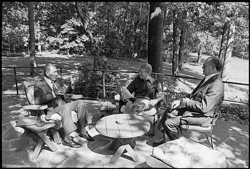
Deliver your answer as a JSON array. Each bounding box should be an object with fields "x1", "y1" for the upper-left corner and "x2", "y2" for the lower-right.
[{"x1": 34, "y1": 63, "x2": 94, "y2": 148}]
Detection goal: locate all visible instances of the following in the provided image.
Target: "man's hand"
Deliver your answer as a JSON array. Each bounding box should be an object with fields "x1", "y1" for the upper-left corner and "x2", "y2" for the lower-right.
[
  {"x1": 40, "y1": 114, "x2": 47, "y2": 122},
  {"x1": 54, "y1": 87, "x2": 65, "y2": 96},
  {"x1": 149, "y1": 99, "x2": 158, "y2": 106},
  {"x1": 171, "y1": 99, "x2": 181, "y2": 109},
  {"x1": 179, "y1": 97, "x2": 190, "y2": 107}
]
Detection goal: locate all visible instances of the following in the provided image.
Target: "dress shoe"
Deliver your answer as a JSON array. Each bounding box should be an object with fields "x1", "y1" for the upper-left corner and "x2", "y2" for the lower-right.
[
  {"x1": 79, "y1": 132, "x2": 95, "y2": 141},
  {"x1": 152, "y1": 139, "x2": 165, "y2": 147},
  {"x1": 62, "y1": 138, "x2": 81, "y2": 148}
]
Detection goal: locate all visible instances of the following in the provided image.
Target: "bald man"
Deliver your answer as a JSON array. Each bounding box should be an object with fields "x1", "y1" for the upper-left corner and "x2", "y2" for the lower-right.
[{"x1": 153, "y1": 56, "x2": 224, "y2": 146}]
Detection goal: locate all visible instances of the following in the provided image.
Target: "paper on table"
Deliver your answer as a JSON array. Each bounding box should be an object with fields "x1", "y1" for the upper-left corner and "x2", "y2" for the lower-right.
[{"x1": 70, "y1": 94, "x2": 83, "y2": 100}]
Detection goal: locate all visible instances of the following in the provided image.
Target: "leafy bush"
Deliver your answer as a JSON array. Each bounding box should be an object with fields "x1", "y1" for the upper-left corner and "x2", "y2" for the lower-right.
[
  {"x1": 219, "y1": 103, "x2": 249, "y2": 125},
  {"x1": 68, "y1": 57, "x2": 121, "y2": 99}
]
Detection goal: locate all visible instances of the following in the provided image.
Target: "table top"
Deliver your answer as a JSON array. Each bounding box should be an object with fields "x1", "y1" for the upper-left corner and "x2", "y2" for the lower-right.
[{"x1": 95, "y1": 114, "x2": 150, "y2": 138}]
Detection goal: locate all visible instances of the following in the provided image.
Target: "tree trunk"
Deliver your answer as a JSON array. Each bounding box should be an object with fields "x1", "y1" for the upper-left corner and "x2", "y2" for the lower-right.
[
  {"x1": 172, "y1": 9, "x2": 179, "y2": 76},
  {"x1": 218, "y1": 20, "x2": 230, "y2": 59},
  {"x1": 133, "y1": 2, "x2": 142, "y2": 58},
  {"x1": 178, "y1": 10, "x2": 187, "y2": 70},
  {"x1": 196, "y1": 42, "x2": 204, "y2": 63},
  {"x1": 28, "y1": 2, "x2": 36, "y2": 77},
  {"x1": 145, "y1": 2, "x2": 149, "y2": 52},
  {"x1": 107, "y1": 4, "x2": 111, "y2": 56},
  {"x1": 75, "y1": 2, "x2": 99, "y2": 70},
  {"x1": 220, "y1": 19, "x2": 235, "y2": 91},
  {"x1": 148, "y1": 2, "x2": 163, "y2": 79},
  {"x1": 123, "y1": 2, "x2": 129, "y2": 42}
]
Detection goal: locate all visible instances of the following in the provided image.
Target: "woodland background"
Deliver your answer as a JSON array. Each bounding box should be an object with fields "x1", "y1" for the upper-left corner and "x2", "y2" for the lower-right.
[{"x1": 2, "y1": 2, "x2": 249, "y2": 125}]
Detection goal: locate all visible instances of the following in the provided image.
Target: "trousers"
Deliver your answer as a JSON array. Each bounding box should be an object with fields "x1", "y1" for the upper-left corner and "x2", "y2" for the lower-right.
[
  {"x1": 52, "y1": 100, "x2": 93, "y2": 135},
  {"x1": 158, "y1": 108, "x2": 212, "y2": 140}
]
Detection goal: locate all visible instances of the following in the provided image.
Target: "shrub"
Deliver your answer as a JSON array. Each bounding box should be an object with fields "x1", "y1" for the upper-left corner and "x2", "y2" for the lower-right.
[
  {"x1": 68, "y1": 57, "x2": 121, "y2": 99},
  {"x1": 219, "y1": 103, "x2": 249, "y2": 125}
]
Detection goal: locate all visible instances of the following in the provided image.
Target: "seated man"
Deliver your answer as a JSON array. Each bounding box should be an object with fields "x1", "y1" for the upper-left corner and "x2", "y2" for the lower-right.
[
  {"x1": 153, "y1": 56, "x2": 224, "y2": 146},
  {"x1": 34, "y1": 63, "x2": 94, "y2": 148},
  {"x1": 120, "y1": 63, "x2": 164, "y2": 115}
]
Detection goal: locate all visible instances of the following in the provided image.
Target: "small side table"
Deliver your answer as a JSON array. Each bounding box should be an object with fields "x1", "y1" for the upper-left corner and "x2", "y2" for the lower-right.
[
  {"x1": 95, "y1": 114, "x2": 150, "y2": 164},
  {"x1": 16, "y1": 117, "x2": 58, "y2": 160}
]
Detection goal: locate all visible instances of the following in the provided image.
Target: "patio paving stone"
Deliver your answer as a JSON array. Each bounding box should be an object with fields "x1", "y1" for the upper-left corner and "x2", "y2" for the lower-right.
[{"x1": 2, "y1": 96, "x2": 249, "y2": 168}]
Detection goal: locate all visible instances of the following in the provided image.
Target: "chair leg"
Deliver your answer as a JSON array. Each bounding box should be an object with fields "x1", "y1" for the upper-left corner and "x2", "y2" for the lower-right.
[
  {"x1": 32, "y1": 138, "x2": 44, "y2": 160},
  {"x1": 37, "y1": 131, "x2": 58, "y2": 152},
  {"x1": 209, "y1": 132, "x2": 214, "y2": 149},
  {"x1": 16, "y1": 130, "x2": 29, "y2": 152},
  {"x1": 51, "y1": 128, "x2": 61, "y2": 144},
  {"x1": 16, "y1": 128, "x2": 40, "y2": 152},
  {"x1": 147, "y1": 115, "x2": 156, "y2": 136},
  {"x1": 205, "y1": 132, "x2": 213, "y2": 149}
]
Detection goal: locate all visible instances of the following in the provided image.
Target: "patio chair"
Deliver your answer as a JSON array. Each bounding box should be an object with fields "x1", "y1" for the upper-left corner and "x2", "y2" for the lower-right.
[
  {"x1": 16, "y1": 79, "x2": 78, "y2": 159},
  {"x1": 15, "y1": 80, "x2": 59, "y2": 159},
  {"x1": 180, "y1": 100, "x2": 223, "y2": 149}
]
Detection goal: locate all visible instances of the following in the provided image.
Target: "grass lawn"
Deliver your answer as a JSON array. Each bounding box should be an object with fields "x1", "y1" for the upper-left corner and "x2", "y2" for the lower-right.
[
  {"x1": 2, "y1": 51, "x2": 249, "y2": 99},
  {"x1": 2, "y1": 51, "x2": 249, "y2": 125}
]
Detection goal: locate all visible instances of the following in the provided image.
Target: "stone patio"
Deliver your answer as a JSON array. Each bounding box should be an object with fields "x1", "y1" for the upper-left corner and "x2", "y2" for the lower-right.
[{"x1": 2, "y1": 96, "x2": 249, "y2": 168}]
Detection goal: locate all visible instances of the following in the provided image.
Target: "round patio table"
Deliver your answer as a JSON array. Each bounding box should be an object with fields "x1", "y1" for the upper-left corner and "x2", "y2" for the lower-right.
[{"x1": 95, "y1": 114, "x2": 150, "y2": 164}]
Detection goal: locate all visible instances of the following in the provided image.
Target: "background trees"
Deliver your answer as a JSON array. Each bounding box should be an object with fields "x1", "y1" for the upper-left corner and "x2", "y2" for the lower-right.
[{"x1": 2, "y1": 2, "x2": 249, "y2": 73}]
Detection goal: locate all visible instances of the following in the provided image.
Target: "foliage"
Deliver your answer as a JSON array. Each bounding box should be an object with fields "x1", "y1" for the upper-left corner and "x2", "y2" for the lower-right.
[
  {"x1": 67, "y1": 57, "x2": 121, "y2": 99},
  {"x1": 2, "y1": 2, "x2": 248, "y2": 60},
  {"x1": 219, "y1": 103, "x2": 249, "y2": 125}
]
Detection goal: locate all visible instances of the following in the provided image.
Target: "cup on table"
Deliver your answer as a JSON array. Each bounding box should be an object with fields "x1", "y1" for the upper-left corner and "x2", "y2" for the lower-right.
[{"x1": 116, "y1": 119, "x2": 124, "y2": 125}]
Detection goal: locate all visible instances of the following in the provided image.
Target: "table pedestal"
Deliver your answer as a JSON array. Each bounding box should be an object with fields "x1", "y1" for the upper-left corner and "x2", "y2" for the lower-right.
[{"x1": 108, "y1": 138, "x2": 139, "y2": 164}]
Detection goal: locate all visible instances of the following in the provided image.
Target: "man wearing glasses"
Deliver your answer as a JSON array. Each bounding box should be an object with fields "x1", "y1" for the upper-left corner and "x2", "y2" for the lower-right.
[{"x1": 153, "y1": 56, "x2": 224, "y2": 146}]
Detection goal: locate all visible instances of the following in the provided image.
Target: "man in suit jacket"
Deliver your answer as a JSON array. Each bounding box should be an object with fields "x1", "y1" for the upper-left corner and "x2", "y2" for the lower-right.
[
  {"x1": 153, "y1": 56, "x2": 224, "y2": 146},
  {"x1": 34, "y1": 63, "x2": 94, "y2": 148}
]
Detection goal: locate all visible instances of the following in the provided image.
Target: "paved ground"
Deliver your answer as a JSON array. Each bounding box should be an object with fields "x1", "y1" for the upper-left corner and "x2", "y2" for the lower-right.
[{"x1": 2, "y1": 96, "x2": 249, "y2": 168}]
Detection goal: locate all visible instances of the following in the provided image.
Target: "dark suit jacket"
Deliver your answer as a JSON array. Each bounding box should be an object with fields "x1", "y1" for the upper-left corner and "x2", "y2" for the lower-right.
[
  {"x1": 34, "y1": 77, "x2": 70, "y2": 118},
  {"x1": 184, "y1": 73, "x2": 224, "y2": 117}
]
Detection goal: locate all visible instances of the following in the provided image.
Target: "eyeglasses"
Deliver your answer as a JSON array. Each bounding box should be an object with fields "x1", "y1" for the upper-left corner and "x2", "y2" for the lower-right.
[{"x1": 139, "y1": 69, "x2": 148, "y2": 74}]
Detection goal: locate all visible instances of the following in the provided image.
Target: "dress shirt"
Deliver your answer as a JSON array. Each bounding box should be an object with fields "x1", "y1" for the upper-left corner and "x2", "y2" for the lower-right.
[{"x1": 44, "y1": 77, "x2": 57, "y2": 98}]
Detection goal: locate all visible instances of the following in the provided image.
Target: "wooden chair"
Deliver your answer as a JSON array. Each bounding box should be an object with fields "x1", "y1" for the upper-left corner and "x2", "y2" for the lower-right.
[
  {"x1": 16, "y1": 80, "x2": 59, "y2": 159},
  {"x1": 180, "y1": 103, "x2": 222, "y2": 149}
]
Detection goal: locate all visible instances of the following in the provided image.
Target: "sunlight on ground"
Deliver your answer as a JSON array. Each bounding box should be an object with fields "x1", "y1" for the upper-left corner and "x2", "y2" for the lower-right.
[{"x1": 2, "y1": 52, "x2": 249, "y2": 103}]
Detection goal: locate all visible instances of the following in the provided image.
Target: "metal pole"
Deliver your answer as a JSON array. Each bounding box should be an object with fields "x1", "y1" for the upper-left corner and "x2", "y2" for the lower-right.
[
  {"x1": 60, "y1": 68, "x2": 62, "y2": 79},
  {"x1": 102, "y1": 71, "x2": 106, "y2": 98},
  {"x1": 14, "y1": 67, "x2": 19, "y2": 95}
]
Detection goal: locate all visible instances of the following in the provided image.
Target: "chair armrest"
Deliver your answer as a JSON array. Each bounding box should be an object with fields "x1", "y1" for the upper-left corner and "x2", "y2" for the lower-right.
[
  {"x1": 23, "y1": 105, "x2": 48, "y2": 110},
  {"x1": 181, "y1": 125, "x2": 212, "y2": 132}
]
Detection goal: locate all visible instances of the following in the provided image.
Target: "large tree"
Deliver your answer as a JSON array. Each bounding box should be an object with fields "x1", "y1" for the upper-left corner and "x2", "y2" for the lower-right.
[
  {"x1": 28, "y1": 2, "x2": 36, "y2": 76},
  {"x1": 148, "y1": 2, "x2": 163, "y2": 78},
  {"x1": 75, "y1": 2, "x2": 100, "y2": 69},
  {"x1": 172, "y1": 9, "x2": 179, "y2": 76},
  {"x1": 219, "y1": 17, "x2": 235, "y2": 91}
]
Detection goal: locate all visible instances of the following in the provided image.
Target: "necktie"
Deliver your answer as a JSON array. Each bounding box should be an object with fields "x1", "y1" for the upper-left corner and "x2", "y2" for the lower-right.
[{"x1": 51, "y1": 81, "x2": 58, "y2": 91}]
